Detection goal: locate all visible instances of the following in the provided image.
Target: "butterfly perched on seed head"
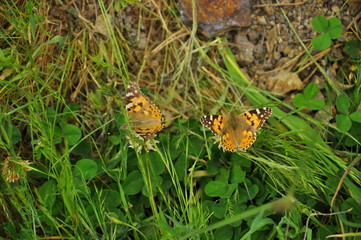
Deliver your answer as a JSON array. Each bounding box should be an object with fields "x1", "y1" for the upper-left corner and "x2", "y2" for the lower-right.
[
  {"x1": 126, "y1": 81, "x2": 164, "y2": 142},
  {"x1": 200, "y1": 107, "x2": 272, "y2": 152}
]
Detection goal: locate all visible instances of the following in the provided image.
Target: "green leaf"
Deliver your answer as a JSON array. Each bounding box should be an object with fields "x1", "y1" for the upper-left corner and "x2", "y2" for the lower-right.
[
  {"x1": 205, "y1": 181, "x2": 227, "y2": 197},
  {"x1": 123, "y1": 171, "x2": 144, "y2": 195},
  {"x1": 311, "y1": 34, "x2": 331, "y2": 51},
  {"x1": 214, "y1": 225, "x2": 233, "y2": 240},
  {"x1": 174, "y1": 153, "x2": 187, "y2": 180},
  {"x1": 302, "y1": 100, "x2": 325, "y2": 110},
  {"x1": 248, "y1": 184, "x2": 259, "y2": 200},
  {"x1": 303, "y1": 82, "x2": 319, "y2": 100},
  {"x1": 341, "y1": 198, "x2": 361, "y2": 215},
  {"x1": 207, "y1": 158, "x2": 222, "y2": 175},
  {"x1": 312, "y1": 15, "x2": 328, "y2": 32},
  {"x1": 231, "y1": 153, "x2": 251, "y2": 168},
  {"x1": 241, "y1": 212, "x2": 275, "y2": 240},
  {"x1": 32, "y1": 35, "x2": 65, "y2": 58},
  {"x1": 343, "y1": 177, "x2": 361, "y2": 206},
  {"x1": 62, "y1": 103, "x2": 80, "y2": 120},
  {"x1": 336, "y1": 114, "x2": 352, "y2": 132},
  {"x1": 292, "y1": 94, "x2": 307, "y2": 108},
  {"x1": 46, "y1": 107, "x2": 59, "y2": 123},
  {"x1": 62, "y1": 124, "x2": 82, "y2": 145},
  {"x1": 292, "y1": 91, "x2": 325, "y2": 110},
  {"x1": 108, "y1": 135, "x2": 122, "y2": 145},
  {"x1": 221, "y1": 183, "x2": 238, "y2": 199},
  {"x1": 327, "y1": 17, "x2": 342, "y2": 39},
  {"x1": 141, "y1": 175, "x2": 161, "y2": 198},
  {"x1": 344, "y1": 40, "x2": 361, "y2": 59},
  {"x1": 336, "y1": 95, "x2": 350, "y2": 114},
  {"x1": 74, "y1": 159, "x2": 98, "y2": 180},
  {"x1": 350, "y1": 110, "x2": 361, "y2": 123},
  {"x1": 0, "y1": 48, "x2": 14, "y2": 65},
  {"x1": 311, "y1": 16, "x2": 341, "y2": 50},
  {"x1": 231, "y1": 165, "x2": 246, "y2": 184},
  {"x1": 38, "y1": 180, "x2": 57, "y2": 210},
  {"x1": 189, "y1": 136, "x2": 204, "y2": 156},
  {"x1": 149, "y1": 152, "x2": 165, "y2": 176},
  {"x1": 212, "y1": 201, "x2": 227, "y2": 218},
  {"x1": 102, "y1": 189, "x2": 121, "y2": 209},
  {"x1": 217, "y1": 168, "x2": 230, "y2": 182},
  {"x1": 4, "y1": 123, "x2": 21, "y2": 145},
  {"x1": 71, "y1": 141, "x2": 92, "y2": 156},
  {"x1": 74, "y1": 176, "x2": 90, "y2": 197}
]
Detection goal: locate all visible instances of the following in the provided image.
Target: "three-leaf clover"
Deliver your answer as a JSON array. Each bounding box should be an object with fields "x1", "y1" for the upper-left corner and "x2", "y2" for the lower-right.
[
  {"x1": 292, "y1": 82, "x2": 325, "y2": 110},
  {"x1": 335, "y1": 95, "x2": 361, "y2": 132},
  {"x1": 311, "y1": 15, "x2": 342, "y2": 51}
]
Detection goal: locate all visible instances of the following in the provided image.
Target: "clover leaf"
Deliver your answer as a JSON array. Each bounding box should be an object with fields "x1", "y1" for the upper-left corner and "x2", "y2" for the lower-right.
[
  {"x1": 311, "y1": 15, "x2": 342, "y2": 51},
  {"x1": 292, "y1": 82, "x2": 325, "y2": 110}
]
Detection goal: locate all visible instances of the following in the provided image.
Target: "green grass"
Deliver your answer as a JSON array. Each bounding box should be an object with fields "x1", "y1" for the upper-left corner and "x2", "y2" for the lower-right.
[{"x1": 1, "y1": 1, "x2": 361, "y2": 239}]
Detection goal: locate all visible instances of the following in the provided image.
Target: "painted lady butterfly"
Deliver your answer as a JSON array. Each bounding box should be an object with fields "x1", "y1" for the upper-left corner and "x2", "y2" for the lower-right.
[
  {"x1": 126, "y1": 81, "x2": 164, "y2": 141},
  {"x1": 200, "y1": 107, "x2": 272, "y2": 152}
]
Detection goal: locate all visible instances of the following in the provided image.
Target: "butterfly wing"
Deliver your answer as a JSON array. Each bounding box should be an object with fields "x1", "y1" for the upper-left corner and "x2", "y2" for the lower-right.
[
  {"x1": 200, "y1": 115, "x2": 225, "y2": 135},
  {"x1": 126, "y1": 81, "x2": 164, "y2": 141},
  {"x1": 201, "y1": 115, "x2": 241, "y2": 151},
  {"x1": 241, "y1": 107, "x2": 272, "y2": 131},
  {"x1": 126, "y1": 81, "x2": 149, "y2": 114},
  {"x1": 220, "y1": 114, "x2": 257, "y2": 152},
  {"x1": 234, "y1": 130, "x2": 256, "y2": 151},
  {"x1": 201, "y1": 108, "x2": 272, "y2": 152}
]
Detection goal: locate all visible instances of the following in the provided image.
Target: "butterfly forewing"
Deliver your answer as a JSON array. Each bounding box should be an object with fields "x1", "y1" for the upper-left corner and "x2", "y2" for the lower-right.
[
  {"x1": 126, "y1": 81, "x2": 164, "y2": 141},
  {"x1": 200, "y1": 115, "x2": 225, "y2": 135},
  {"x1": 241, "y1": 107, "x2": 272, "y2": 131},
  {"x1": 126, "y1": 82, "x2": 147, "y2": 113}
]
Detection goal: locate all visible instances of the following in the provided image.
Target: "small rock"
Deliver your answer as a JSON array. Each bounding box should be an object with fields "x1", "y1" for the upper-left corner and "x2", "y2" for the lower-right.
[
  {"x1": 253, "y1": 43, "x2": 266, "y2": 60},
  {"x1": 312, "y1": 75, "x2": 325, "y2": 90},
  {"x1": 257, "y1": 15, "x2": 267, "y2": 25},
  {"x1": 247, "y1": 30, "x2": 260, "y2": 42},
  {"x1": 277, "y1": 41, "x2": 288, "y2": 54},
  {"x1": 263, "y1": 59, "x2": 274, "y2": 70},
  {"x1": 178, "y1": 0, "x2": 251, "y2": 37},
  {"x1": 266, "y1": 26, "x2": 278, "y2": 53},
  {"x1": 275, "y1": 57, "x2": 292, "y2": 68},
  {"x1": 235, "y1": 35, "x2": 255, "y2": 64},
  {"x1": 273, "y1": 51, "x2": 281, "y2": 60},
  {"x1": 266, "y1": 70, "x2": 303, "y2": 95},
  {"x1": 283, "y1": 45, "x2": 293, "y2": 56},
  {"x1": 95, "y1": 14, "x2": 110, "y2": 37},
  {"x1": 314, "y1": 104, "x2": 333, "y2": 123}
]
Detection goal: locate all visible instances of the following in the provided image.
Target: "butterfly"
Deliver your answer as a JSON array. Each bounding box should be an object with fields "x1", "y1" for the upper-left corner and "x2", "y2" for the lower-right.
[
  {"x1": 126, "y1": 81, "x2": 164, "y2": 141},
  {"x1": 200, "y1": 107, "x2": 272, "y2": 152}
]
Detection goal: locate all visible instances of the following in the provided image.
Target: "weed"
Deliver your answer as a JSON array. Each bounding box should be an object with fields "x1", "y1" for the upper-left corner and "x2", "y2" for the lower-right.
[
  {"x1": 344, "y1": 39, "x2": 361, "y2": 60},
  {"x1": 0, "y1": 1, "x2": 360, "y2": 239},
  {"x1": 311, "y1": 15, "x2": 342, "y2": 51},
  {"x1": 292, "y1": 82, "x2": 325, "y2": 110}
]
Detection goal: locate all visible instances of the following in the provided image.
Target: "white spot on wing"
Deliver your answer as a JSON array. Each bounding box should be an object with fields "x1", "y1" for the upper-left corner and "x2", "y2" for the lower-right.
[{"x1": 126, "y1": 103, "x2": 134, "y2": 109}]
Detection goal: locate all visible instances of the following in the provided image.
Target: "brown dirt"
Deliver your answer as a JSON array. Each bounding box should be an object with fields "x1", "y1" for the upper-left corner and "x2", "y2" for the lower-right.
[{"x1": 31, "y1": 0, "x2": 361, "y2": 112}]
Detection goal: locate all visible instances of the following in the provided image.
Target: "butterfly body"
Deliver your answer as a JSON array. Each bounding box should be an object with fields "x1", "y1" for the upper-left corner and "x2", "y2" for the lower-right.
[
  {"x1": 126, "y1": 81, "x2": 164, "y2": 141},
  {"x1": 200, "y1": 108, "x2": 272, "y2": 152}
]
